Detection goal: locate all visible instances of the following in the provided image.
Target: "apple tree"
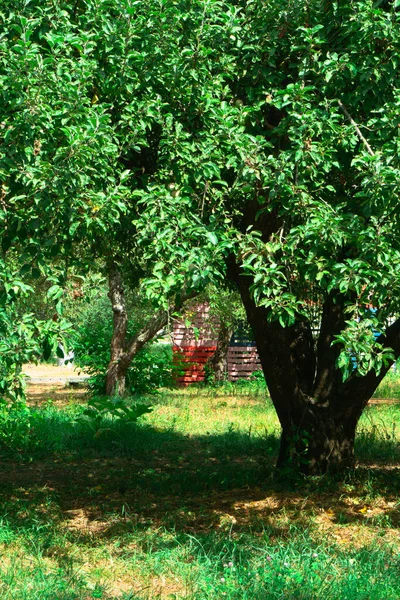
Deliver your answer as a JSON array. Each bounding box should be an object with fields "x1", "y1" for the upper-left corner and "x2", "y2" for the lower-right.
[{"x1": 2, "y1": 0, "x2": 400, "y2": 472}]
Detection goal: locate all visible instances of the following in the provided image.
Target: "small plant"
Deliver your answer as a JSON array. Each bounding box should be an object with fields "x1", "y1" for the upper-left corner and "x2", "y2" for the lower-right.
[
  {"x1": 0, "y1": 400, "x2": 50, "y2": 456},
  {"x1": 80, "y1": 396, "x2": 153, "y2": 435},
  {"x1": 0, "y1": 400, "x2": 33, "y2": 453}
]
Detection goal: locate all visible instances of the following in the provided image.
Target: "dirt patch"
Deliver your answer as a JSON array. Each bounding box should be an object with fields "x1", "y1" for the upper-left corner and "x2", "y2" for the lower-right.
[
  {"x1": 369, "y1": 398, "x2": 400, "y2": 405},
  {"x1": 24, "y1": 363, "x2": 89, "y2": 406},
  {"x1": 23, "y1": 363, "x2": 87, "y2": 379},
  {"x1": 26, "y1": 383, "x2": 87, "y2": 407}
]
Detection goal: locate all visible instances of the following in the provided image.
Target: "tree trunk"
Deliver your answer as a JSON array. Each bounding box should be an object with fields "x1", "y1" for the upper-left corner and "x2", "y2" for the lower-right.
[
  {"x1": 105, "y1": 360, "x2": 127, "y2": 397},
  {"x1": 208, "y1": 323, "x2": 234, "y2": 381},
  {"x1": 276, "y1": 405, "x2": 358, "y2": 474},
  {"x1": 105, "y1": 264, "x2": 201, "y2": 396},
  {"x1": 105, "y1": 262, "x2": 128, "y2": 396},
  {"x1": 228, "y1": 256, "x2": 400, "y2": 474}
]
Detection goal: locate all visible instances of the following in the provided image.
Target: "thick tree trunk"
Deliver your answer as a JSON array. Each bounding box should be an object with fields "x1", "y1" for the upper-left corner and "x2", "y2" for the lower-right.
[
  {"x1": 228, "y1": 256, "x2": 400, "y2": 474},
  {"x1": 208, "y1": 323, "x2": 234, "y2": 381},
  {"x1": 276, "y1": 405, "x2": 358, "y2": 474}
]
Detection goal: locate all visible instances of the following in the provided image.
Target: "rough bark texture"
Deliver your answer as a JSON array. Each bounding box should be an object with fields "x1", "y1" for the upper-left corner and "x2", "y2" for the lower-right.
[
  {"x1": 228, "y1": 255, "x2": 400, "y2": 474},
  {"x1": 105, "y1": 263, "x2": 128, "y2": 396},
  {"x1": 207, "y1": 323, "x2": 234, "y2": 381},
  {"x1": 105, "y1": 262, "x2": 199, "y2": 396},
  {"x1": 276, "y1": 405, "x2": 358, "y2": 474}
]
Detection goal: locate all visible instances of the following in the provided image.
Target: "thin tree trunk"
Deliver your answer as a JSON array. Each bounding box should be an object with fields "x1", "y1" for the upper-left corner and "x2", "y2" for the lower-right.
[
  {"x1": 105, "y1": 263, "x2": 200, "y2": 396},
  {"x1": 105, "y1": 262, "x2": 128, "y2": 396},
  {"x1": 207, "y1": 323, "x2": 234, "y2": 381}
]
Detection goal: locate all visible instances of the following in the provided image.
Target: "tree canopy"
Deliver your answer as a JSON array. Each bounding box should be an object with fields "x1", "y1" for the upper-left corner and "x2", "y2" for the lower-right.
[{"x1": 1, "y1": 0, "x2": 400, "y2": 471}]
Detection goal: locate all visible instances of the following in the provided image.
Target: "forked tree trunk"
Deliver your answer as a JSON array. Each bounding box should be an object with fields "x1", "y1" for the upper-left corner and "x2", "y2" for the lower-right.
[
  {"x1": 105, "y1": 262, "x2": 200, "y2": 396},
  {"x1": 228, "y1": 256, "x2": 400, "y2": 474}
]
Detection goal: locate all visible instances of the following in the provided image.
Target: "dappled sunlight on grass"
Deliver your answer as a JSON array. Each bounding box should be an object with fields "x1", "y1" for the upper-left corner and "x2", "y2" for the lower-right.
[
  {"x1": 0, "y1": 475, "x2": 398, "y2": 599},
  {"x1": 0, "y1": 386, "x2": 398, "y2": 598}
]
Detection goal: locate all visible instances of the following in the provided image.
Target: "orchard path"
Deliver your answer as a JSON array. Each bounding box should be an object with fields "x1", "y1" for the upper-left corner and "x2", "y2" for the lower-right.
[{"x1": 23, "y1": 363, "x2": 89, "y2": 405}]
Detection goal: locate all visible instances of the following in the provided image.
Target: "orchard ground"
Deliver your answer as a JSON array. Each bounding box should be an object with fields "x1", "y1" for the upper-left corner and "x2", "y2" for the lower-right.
[{"x1": 0, "y1": 373, "x2": 398, "y2": 599}]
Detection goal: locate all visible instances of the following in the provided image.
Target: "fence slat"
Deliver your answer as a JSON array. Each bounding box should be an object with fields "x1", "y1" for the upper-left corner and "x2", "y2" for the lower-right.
[{"x1": 173, "y1": 303, "x2": 263, "y2": 384}]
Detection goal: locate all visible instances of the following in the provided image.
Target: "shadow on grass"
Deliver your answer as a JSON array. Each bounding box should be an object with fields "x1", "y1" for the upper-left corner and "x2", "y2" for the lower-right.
[{"x1": 0, "y1": 410, "x2": 399, "y2": 544}]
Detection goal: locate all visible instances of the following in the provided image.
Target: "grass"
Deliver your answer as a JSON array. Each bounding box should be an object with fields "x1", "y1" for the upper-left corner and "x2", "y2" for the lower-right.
[
  {"x1": 0, "y1": 382, "x2": 398, "y2": 599},
  {"x1": 372, "y1": 367, "x2": 400, "y2": 400}
]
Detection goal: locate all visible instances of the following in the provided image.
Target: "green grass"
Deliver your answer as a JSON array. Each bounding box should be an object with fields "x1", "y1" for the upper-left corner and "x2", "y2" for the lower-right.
[
  {"x1": 0, "y1": 502, "x2": 398, "y2": 599},
  {"x1": 373, "y1": 368, "x2": 400, "y2": 399},
  {"x1": 2, "y1": 386, "x2": 398, "y2": 468},
  {"x1": 0, "y1": 518, "x2": 398, "y2": 599},
  {"x1": 0, "y1": 383, "x2": 399, "y2": 599}
]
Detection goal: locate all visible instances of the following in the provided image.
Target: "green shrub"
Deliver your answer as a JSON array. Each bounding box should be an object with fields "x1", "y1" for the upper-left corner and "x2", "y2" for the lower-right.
[
  {"x1": 0, "y1": 401, "x2": 50, "y2": 456},
  {"x1": 0, "y1": 401, "x2": 33, "y2": 453},
  {"x1": 80, "y1": 396, "x2": 153, "y2": 434}
]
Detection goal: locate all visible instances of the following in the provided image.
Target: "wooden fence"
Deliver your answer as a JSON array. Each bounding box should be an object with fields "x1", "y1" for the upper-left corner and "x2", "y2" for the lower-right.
[
  {"x1": 173, "y1": 345, "x2": 217, "y2": 385},
  {"x1": 227, "y1": 346, "x2": 261, "y2": 381},
  {"x1": 172, "y1": 303, "x2": 262, "y2": 385},
  {"x1": 172, "y1": 303, "x2": 218, "y2": 385}
]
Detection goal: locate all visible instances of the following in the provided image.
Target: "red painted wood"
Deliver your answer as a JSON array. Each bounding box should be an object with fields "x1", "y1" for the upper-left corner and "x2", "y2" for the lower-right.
[
  {"x1": 173, "y1": 343, "x2": 217, "y2": 384},
  {"x1": 172, "y1": 303, "x2": 263, "y2": 385}
]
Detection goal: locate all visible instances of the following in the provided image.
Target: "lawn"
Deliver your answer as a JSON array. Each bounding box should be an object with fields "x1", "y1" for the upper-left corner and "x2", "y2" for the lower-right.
[{"x1": 0, "y1": 383, "x2": 398, "y2": 599}]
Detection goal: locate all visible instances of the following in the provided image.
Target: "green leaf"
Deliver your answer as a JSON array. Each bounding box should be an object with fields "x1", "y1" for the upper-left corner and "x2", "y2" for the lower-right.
[{"x1": 206, "y1": 232, "x2": 218, "y2": 245}]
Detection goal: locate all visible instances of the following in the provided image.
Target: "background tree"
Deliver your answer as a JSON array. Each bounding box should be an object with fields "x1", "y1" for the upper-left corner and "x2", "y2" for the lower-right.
[
  {"x1": 104, "y1": 260, "x2": 202, "y2": 396},
  {"x1": 71, "y1": 275, "x2": 179, "y2": 396},
  {"x1": 0, "y1": 0, "x2": 225, "y2": 396},
  {"x1": 203, "y1": 287, "x2": 247, "y2": 382}
]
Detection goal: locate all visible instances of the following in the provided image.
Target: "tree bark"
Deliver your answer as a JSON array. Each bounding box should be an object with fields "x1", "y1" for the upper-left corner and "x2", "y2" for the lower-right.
[
  {"x1": 228, "y1": 255, "x2": 400, "y2": 474},
  {"x1": 105, "y1": 262, "x2": 200, "y2": 396},
  {"x1": 105, "y1": 306, "x2": 170, "y2": 397},
  {"x1": 207, "y1": 323, "x2": 234, "y2": 381},
  {"x1": 105, "y1": 262, "x2": 128, "y2": 396},
  {"x1": 276, "y1": 404, "x2": 358, "y2": 474}
]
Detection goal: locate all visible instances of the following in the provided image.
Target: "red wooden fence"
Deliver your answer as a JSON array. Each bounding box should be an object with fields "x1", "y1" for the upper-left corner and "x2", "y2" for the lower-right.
[
  {"x1": 172, "y1": 303, "x2": 262, "y2": 385},
  {"x1": 173, "y1": 303, "x2": 219, "y2": 385},
  {"x1": 173, "y1": 345, "x2": 216, "y2": 385}
]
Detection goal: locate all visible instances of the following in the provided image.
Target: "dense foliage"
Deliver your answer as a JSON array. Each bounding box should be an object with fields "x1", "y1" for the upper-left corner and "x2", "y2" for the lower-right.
[
  {"x1": 1, "y1": 0, "x2": 399, "y2": 351},
  {"x1": 1, "y1": 0, "x2": 400, "y2": 470}
]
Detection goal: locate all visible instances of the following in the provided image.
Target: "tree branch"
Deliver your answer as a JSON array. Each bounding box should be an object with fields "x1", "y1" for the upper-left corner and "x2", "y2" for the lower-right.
[
  {"x1": 120, "y1": 286, "x2": 200, "y2": 369},
  {"x1": 312, "y1": 293, "x2": 347, "y2": 401},
  {"x1": 338, "y1": 315, "x2": 400, "y2": 412},
  {"x1": 338, "y1": 101, "x2": 375, "y2": 157},
  {"x1": 380, "y1": 315, "x2": 400, "y2": 357},
  {"x1": 287, "y1": 318, "x2": 316, "y2": 396}
]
